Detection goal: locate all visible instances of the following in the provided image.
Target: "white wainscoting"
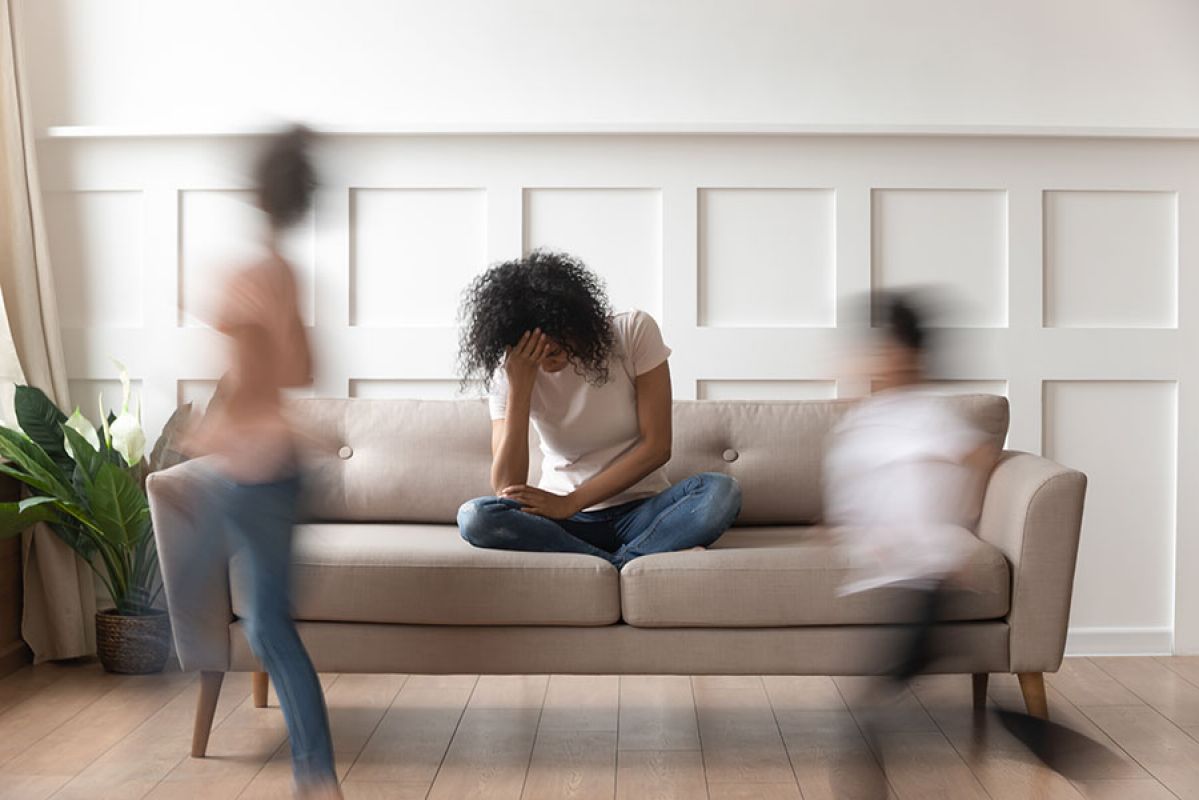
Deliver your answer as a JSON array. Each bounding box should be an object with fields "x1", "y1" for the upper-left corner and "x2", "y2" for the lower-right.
[{"x1": 36, "y1": 132, "x2": 1199, "y2": 655}]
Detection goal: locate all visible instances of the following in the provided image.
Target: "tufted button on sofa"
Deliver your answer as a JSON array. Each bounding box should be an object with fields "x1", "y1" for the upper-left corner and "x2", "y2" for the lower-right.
[{"x1": 149, "y1": 395, "x2": 1086, "y2": 754}]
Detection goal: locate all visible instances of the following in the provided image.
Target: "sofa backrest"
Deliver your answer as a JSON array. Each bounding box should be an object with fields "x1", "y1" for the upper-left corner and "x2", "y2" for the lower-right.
[{"x1": 292, "y1": 394, "x2": 1009, "y2": 525}]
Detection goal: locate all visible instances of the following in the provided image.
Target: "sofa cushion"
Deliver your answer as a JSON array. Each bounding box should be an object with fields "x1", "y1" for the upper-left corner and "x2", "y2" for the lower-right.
[
  {"x1": 666, "y1": 395, "x2": 1009, "y2": 525},
  {"x1": 620, "y1": 526, "x2": 1010, "y2": 627},
  {"x1": 286, "y1": 395, "x2": 1009, "y2": 525},
  {"x1": 230, "y1": 523, "x2": 620, "y2": 626}
]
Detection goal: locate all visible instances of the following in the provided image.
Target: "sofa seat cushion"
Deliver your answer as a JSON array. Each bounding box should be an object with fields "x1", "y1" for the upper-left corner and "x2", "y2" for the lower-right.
[
  {"x1": 620, "y1": 526, "x2": 1010, "y2": 628},
  {"x1": 230, "y1": 523, "x2": 620, "y2": 626}
]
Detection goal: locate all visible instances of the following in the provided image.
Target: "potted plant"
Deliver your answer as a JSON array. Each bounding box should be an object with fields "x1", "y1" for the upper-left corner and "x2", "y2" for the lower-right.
[{"x1": 0, "y1": 364, "x2": 175, "y2": 673}]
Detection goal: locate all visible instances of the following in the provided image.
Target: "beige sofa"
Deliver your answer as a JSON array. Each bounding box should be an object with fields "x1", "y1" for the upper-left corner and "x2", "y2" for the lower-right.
[{"x1": 148, "y1": 395, "x2": 1086, "y2": 757}]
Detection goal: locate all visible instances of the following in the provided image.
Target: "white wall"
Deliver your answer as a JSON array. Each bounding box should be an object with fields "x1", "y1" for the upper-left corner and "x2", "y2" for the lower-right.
[
  {"x1": 19, "y1": 3, "x2": 1199, "y2": 657},
  {"x1": 19, "y1": 0, "x2": 1199, "y2": 132}
]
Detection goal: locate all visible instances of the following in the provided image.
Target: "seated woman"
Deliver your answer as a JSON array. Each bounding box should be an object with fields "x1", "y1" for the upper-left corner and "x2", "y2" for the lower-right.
[{"x1": 456, "y1": 250, "x2": 741, "y2": 569}]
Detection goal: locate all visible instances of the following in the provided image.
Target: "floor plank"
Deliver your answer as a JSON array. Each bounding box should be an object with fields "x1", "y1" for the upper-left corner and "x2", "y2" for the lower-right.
[
  {"x1": 521, "y1": 730, "x2": 616, "y2": 800},
  {"x1": 833, "y1": 676, "x2": 939, "y2": 734},
  {"x1": 424, "y1": 675, "x2": 547, "y2": 800},
  {"x1": 0, "y1": 664, "x2": 130, "y2": 767},
  {"x1": 0, "y1": 669, "x2": 193, "y2": 790},
  {"x1": 870, "y1": 731, "x2": 991, "y2": 800},
  {"x1": 909, "y1": 678, "x2": 1085, "y2": 799},
  {"x1": 0, "y1": 664, "x2": 69, "y2": 719},
  {"x1": 1081, "y1": 705, "x2": 1199, "y2": 799},
  {"x1": 1047, "y1": 659, "x2": 1143, "y2": 707},
  {"x1": 1092, "y1": 655, "x2": 1199, "y2": 727},
  {"x1": 707, "y1": 784, "x2": 802, "y2": 800},
  {"x1": 985, "y1": 677, "x2": 1151, "y2": 782},
  {"x1": 776, "y1": 709, "x2": 896, "y2": 800},
  {"x1": 145, "y1": 675, "x2": 340, "y2": 800},
  {"x1": 239, "y1": 673, "x2": 406, "y2": 799},
  {"x1": 538, "y1": 675, "x2": 618, "y2": 733},
  {"x1": 691, "y1": 677, "x2": 795, "y2": 786},
  {"x1": 618, "y1": 676, "x2": 701, "y2": 752},
  {"x1": 52, "y1": 672, "x2": 252, "y2": 800},
  {"x1": 1158, "y1": 655, "x2": 1199, "y2": 688},
  {"x1": 1072, "y1": 779, "x2": 1180, "y2": 800},
  {"x1": 0, "y1": 657, "x2": 1188, "y2": 800},
  {"x1": 344, "y1": 674, "x2": 476, "y2": 786},
  {"x1": 615, "y1": 750, "x2": 708, "y2": 800}
]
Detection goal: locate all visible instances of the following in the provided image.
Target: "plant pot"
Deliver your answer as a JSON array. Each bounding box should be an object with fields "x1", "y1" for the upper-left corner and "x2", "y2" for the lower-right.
[{"x1": 95, "y1": 609, "x2": 171, "y2": 674}]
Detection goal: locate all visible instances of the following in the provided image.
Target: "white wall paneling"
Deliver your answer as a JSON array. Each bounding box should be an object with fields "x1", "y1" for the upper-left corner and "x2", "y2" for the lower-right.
[
  {"x1": 38, "y1": 132, "x2": 1199, "y2": 654},
  {"x1": 523, "y1": 189, "x2": 662, "y2": 318},
  {"x1": 698, "y1": 188, "x2": 836, "y2": 328},
  {"x1": 350, "y1": 188, "x2": 487, "y2": 327},
  {"x1": 45, "y1": 190, "x2": 144, "y2": 329},
  {"x1": 1044, "y1": 190, "x2": 1178, "y2": 328},
  {"x1": 871, "y1": 189, "x2": 1009, "y2": 327},
  {"x1": 1046, "y1": 381, "x2": 1178, "y2": 655}
]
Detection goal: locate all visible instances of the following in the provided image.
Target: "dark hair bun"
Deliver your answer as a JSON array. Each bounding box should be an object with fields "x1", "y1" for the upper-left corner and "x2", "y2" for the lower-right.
[
  {"x1": 255, "y1": 124, "x2": 315, "y2": 230},
  {"x1": 879, "y1": 291, "x2": 926, "y2": 352}
]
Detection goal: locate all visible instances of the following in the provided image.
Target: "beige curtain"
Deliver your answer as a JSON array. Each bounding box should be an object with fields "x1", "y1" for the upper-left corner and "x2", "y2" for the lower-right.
[{"x1": 0, "y1": 0, "x2": 96, "y2": 662}]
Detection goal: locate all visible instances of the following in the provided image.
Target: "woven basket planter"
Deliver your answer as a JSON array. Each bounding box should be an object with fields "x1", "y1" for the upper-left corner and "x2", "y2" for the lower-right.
[{"x1": 95, "y1": 609, "x2": 171, "y2": 674}]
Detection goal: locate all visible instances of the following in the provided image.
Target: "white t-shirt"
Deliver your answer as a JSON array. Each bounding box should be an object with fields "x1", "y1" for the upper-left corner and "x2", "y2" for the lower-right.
[
  {"x1": 489, "y1": 310, "x2": 672, "y2": 510},
  {"x1": 823, "y1": 389, "x2": 990, "y2": 593}
]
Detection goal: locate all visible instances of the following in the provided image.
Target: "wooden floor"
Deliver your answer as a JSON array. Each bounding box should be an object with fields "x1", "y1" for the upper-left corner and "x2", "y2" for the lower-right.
[{"x1": 0, "y1": 657, "x2": 1197, "y2": 799}]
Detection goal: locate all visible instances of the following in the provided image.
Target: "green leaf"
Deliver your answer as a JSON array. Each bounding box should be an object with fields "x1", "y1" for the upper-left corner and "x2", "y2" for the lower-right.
[
  {"x1": 88, "y1": 461, "x2": 149, "y2": 548},
  {"x1": 0, "y1": 427, "x2": 73, "y2": 498},
  {"x1": 0, "y1": 499, "x2": 60, "y2": 538},
  {"x1": 62, "y1": 424, "x2": 104, "y2": 482},
  {"x1": 14, "y1": 386, "x2": 73, "y2": 475}
]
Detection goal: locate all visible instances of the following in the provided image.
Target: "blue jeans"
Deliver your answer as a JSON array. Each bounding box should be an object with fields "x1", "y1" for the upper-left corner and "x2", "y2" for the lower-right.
[
  {"x1": 457, "y1": 472, "x2": 742, "y2": 568},
  {"x1": 214, "y1": 473, "x2": 336, "y2": 789}
]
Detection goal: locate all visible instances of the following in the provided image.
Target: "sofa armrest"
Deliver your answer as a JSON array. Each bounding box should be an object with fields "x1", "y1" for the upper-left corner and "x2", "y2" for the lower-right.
[
  {"x1": 976, "y1": 451, "x2": 1087, "y2": 674},
  {"x1": 147, "y1": 458, "x2": 231, "y2": 672}
]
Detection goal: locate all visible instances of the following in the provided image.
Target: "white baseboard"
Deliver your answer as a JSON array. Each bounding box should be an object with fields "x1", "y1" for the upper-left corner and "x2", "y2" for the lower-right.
[{"x1": 1065, "y1": 627, "x2": 1174, "y2": 657}]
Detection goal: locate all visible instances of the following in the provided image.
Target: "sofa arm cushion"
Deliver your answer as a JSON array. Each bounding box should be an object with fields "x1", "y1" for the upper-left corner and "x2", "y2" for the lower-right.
[
  {"x1": 147, "y1": 457, "x2": 231, "y2": 672},
  {"x1": 976, "y1": 451, "x2": 1087, "y2": 673}
]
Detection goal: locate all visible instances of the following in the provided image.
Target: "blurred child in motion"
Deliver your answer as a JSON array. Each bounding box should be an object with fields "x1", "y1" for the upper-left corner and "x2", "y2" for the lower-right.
[
  {"x1": 824, "y1": 292, "x2": 998, "y2": 679},
  {"x1": 184, "y1": 126, "x2": 340, "y2": 799}
]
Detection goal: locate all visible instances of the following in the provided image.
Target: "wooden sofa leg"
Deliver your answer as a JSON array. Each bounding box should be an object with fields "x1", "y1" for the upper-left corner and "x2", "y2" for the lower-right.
[
  {"x1": 192, "y1": 671, "x2": 225, "y2": 757},
  {"x1": 972, "y1": 673, "x2": 989, "y2": 709},
  {"x1": 1018, "y1": 672, "x2": 1048, "y2": 719},
  {"x1": 253, "y1": 670, "x2": 269, "y2": 708}
]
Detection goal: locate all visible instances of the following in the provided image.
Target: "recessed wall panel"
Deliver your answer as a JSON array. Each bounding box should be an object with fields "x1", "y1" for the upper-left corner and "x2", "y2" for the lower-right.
[
  {"x1": 179, "y1": 190, "x2": 315, "y2": 326},
  {"x1": 349, "y1": 379, "x2": 483, "y2": 400},
  {"x1": 871, "y1": 189, "x2": 1007, "y2": 327},
  {"x1": 1044, "y1": 190, "x2": 1177, "y2": 328},
  {"x1": 697, "y1": 380, "x2": 838, "y2": 401},
  {"x1": 699, "y1": 189, "x2": 835, "y2": 327},
  {"x1": 1043, "y1": 380, "x2": 1176, "y2": 632},
  {"x1": 45, "y1": 191, "x2": 144, "y2": 328},
  {"x1": 523, "y1": 189, "x2": 661, "y2": 317},
  {"x1": 350, "y1": 189, "x2": 486, "y2": 327}
]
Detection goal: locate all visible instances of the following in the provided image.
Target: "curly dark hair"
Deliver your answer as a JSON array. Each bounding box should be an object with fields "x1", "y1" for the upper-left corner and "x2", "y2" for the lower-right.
[
  {"x1": 458, "y1": 250, "x2": 616, "y2": 390},
  {"x1": 254, "y1": 124, "x2": 315, "y2": 230}
]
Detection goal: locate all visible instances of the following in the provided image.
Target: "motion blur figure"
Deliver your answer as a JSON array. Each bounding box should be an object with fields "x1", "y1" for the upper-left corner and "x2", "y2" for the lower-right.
[
  {"x1": 184, "y1": 126, "x2": 340, "y2": 799},
  {"x1": 825, "y1": 292, "x2": 997, "y2": 678}
]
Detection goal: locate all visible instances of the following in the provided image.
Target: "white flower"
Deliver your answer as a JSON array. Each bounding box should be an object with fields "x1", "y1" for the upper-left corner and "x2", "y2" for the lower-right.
[
  {"x1": 63, "y1": 407, "x2": 100, "y2": 459},
  {"x1": 102, "y1": 358, "x2": 146, "y2": 465},
  {"x1": 110, "y1": 412, "x2": 145, "y2": 466}
]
